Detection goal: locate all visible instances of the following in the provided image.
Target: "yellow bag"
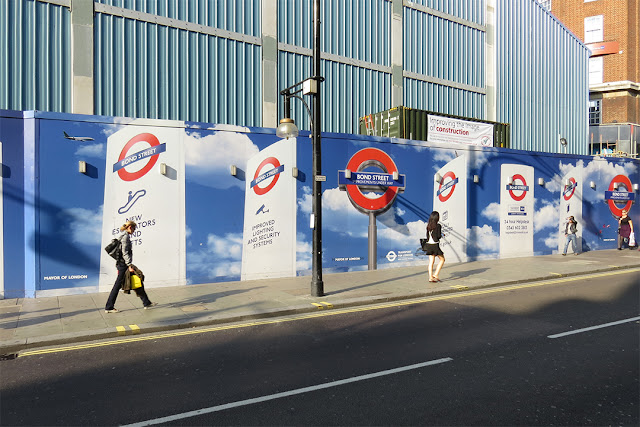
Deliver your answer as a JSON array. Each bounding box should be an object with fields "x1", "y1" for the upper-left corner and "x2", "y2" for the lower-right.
[{"x1": 130, "y1": 274, "x2": 142, "y2": 290}]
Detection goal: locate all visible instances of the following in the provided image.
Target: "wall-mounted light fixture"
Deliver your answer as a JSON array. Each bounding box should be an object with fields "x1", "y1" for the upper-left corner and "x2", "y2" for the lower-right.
[
  {"x1": 160, "y1": 163, "x2": 168, "y2": 176},
  {"x1": 78, "y1": 161, "x2": 87, "y2": 174},
  {"x1": 508, "y1": 176, "x2": 515, "y2": 185},
  {"x1": 434, "y1": 173, "x2": 442, "y2": 183},
  {"x1": 590, "y1": 181, "x2": 596, "y2": 189},
  {"x1": 565, "y1": 179, "x2": 571, "y2": 186},
  {"x1": 230, "y1": 165, "x2": 237, "y2": 177},
  {"x1": 473, "y1": 175, "x2": 480, "y2": 184},
  {"x1": 344, "y1": 169, "x2": 351, "y2": 179},
  {"x1": 292, "y1": 167, "x2": 299, "y2": 178},
  {"x1": 634, "y1": 183, "x2": 639, "y2": 191},
  {"x1": 393, "y1": 171, "x2": 399, "y2": 181},
  {"x1": 538, "y1": 177, "x2": 545, "y2": 186},
  {"x1": 613, "y1": 182, "x2": 620, "y2": 190}
]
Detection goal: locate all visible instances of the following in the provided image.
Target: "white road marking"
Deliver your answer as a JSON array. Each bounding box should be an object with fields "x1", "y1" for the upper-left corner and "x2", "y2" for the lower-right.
[
  {"x1": 548, "y1": 316, "x2": 640, "y2": 339},
  {"x1": 121, "y1": 357, "x2": 453, "y2": 426}
]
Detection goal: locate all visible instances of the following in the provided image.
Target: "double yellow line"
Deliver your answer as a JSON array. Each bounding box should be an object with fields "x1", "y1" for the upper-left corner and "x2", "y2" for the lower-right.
[{"x1": 17, "y1": 268, "x2": 639, "y2": 358}]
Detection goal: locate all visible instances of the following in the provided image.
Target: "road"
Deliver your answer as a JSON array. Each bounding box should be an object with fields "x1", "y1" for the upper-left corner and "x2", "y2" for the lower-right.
[{"x1": 1, "y1": 270, "x2": 638, "y2": 426}]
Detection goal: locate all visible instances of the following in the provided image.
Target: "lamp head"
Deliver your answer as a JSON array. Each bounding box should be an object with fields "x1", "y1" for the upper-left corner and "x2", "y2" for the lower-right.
[{"x1": 276, "y1": 118, "x2": 299, "y2": 139}]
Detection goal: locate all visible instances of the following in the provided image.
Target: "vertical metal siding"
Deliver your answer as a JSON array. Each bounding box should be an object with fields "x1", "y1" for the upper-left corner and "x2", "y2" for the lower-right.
[
  {"x1": 497, "y1": 0, "x2": 589, "y2": 154},
  {"x1": 95, "y1": 0, "x2": 261, "y2": 37},
  {"x1": 0, "y1": 0, "x2": 70, "y2": 112},
  {"x1": 279, "y1": 0, "x2": 390, "y2": 65},
  {"x1": 404, "y1": 78, "x2": 485, "y2": 119},
  {"x1": 409, "y1": 0, "x2": 485, "y2": 25},
  {"x1": 94, "y1": 11, "x2": 261, "y2": 126}
]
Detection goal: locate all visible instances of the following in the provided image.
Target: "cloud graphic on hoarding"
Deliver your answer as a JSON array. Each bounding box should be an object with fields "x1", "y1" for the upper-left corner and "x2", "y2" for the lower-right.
[
  {"x1": 534, "y1": 199, "x2": 560, "y2": 232},
  {"x1": 481, "y1": 202, "x2": 501, "y2": 222},
  {"x1": 296, "y1": 233, "x2": 312, "y2": 272},
  {"x1": 298, "y1": 186, "x2": 369, "y2": 238},
  {"x1": 467, "y1": 224, "x2": 500, "y2": 256},
  {"x1": 187, "y1": 232, "x2": 243, "y2": 278},
  {"x1": 75, "y1": 143, "x2": 105, "y2": 158},
  {"x1": 556, "y1": 158, "x2": 637, "y2": 203},
  {"x1": 467, "y1": 149, "x2": 499, "y2": 169},
  {"x1": 184, "y1": 130, "x2": 259, "y2": 189},
  {"x1": 378, "y1": 219, "x2": 426, "y2": 246},
  {"x1": 59, "y1": 206, "x2": 103, "y2": 245}
]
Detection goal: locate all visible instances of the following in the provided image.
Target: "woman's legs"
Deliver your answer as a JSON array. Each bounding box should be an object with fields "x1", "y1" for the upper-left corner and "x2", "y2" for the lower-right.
[
  {"x1": 433, "y1": 255, "x2": 445, "y2": 279},
  {"x1": 428, "y1": 255, "x2": 435, "y2": 280},
  {"x1": 105, "y1": 267, "x2": 126, "y2": 310},
  {"x1": 134, "y1": 287, "x2": 152, "y2": 307}
]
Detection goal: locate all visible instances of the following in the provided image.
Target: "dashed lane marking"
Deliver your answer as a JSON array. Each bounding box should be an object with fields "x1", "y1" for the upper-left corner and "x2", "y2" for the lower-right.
[
  {"x1": 116, "y1": 325, "x2": 140, "y2": 336},
  {"x1": 547, "y1": 316, "x2": 640, "y2": 338},
  {"x1": 16, "y1": 267, "x2": 640, "y2": 358},
  {"x1": 121, "y1": 357, "x2": 453, "y2": 426}
]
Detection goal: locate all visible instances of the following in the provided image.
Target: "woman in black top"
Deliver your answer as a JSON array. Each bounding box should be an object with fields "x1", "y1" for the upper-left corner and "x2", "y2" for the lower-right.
[
  {"x1": 618, "y1": 209, "x2": 634, "y2": 249},
  {"x1": 425, "y1": 211, "x2": 445, "y2": 282}
]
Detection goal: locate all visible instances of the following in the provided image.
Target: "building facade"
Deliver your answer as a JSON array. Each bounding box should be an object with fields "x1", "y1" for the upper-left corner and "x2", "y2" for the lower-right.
[
  {"x1": 1, "y1": 0, "x2": 589, "y2": 154},
  {"x1": 551, "y1": 0, "x2": 640, "y2": 156}
]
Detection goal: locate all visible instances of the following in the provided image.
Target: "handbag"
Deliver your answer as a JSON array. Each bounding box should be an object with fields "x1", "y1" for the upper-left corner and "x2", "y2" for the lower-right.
[
  {"x1": 104, "y1": 237, "x2": 121, "y2": 260},
  {"x1": 420, "y1": 238, "x2": 429, "y2": 251},
  {"x1": 130, "y1": 274, "x2": 142, "y2": 290},
  {"x1": 629, "y1": 231, "x2": 636, "y2": 247}
]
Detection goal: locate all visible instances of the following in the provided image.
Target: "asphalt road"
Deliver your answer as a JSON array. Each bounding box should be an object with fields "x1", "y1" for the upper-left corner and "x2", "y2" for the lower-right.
[{"x1": 1, "y1": 270, "x2": 638, "y2": 426}]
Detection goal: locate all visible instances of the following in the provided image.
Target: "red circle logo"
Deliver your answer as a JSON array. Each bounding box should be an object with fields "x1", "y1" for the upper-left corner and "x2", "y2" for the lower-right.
[
  {"x1": 508, "y1": 174, "x2": 528, "y2": 201},
  {"x1": 117, "y1": 133, "x2": 161, "y2": 182},
  {"x1": 252, "y1": 157, "x2": 282, "y2": 195},
  {"x1": 437, "y1": 171, "x2": 457, "y2": 203},
  {"x1": 345, "y1": 148, "x2": 401, "y2": 213},
  {"x1": 607, "y1": 174, "x2": 633, "y2": 217},
  {"x1": 563, "y1": 177, "x2": 577, "y2": 201}
]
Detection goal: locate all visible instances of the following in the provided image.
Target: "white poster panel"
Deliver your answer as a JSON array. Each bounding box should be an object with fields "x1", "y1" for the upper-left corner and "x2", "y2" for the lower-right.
[
  {"x1": 433, "y1": 154, "x2": 467, "y2": 263},
  {"x1": 427, "y1": 115, "x2": 494, "y2": 147},
  {"x1": 241, "y1": 138, "x2": 297, "y2": 280},
  {"x1": 558, "y1": 169, "x2": 583, "y2": 254},
  {"x1": 500, "y1": 164, "x2": 534, "y2": 257},
  {"x1": 99, "y1": 125, "x2": 186, "y2": 291}
]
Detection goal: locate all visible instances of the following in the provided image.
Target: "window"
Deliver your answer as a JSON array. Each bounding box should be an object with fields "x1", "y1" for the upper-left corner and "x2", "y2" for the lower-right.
[
  {"x1": 589, "y1": 100, "x2": 601, "y2": 125},
  {"x1": 537, "y1": 0, "x2": 551, "y2": 10},
  {"x1": 584, "y1": 15, "x2": 603, "y2": 43},
  {"x1": 589, "y1": 57, "x2": 603, "y2": 85}
]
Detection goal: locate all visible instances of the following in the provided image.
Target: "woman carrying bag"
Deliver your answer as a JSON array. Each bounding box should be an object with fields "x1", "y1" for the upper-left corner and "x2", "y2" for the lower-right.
[
  {"x1": 105, "y1": 220, "x2": 157, "y2": 313},
  {"x1": 424, "y1": 211, "x2": 445, "y2": 283},
  {"x1": 617, "y1": 209, "x2": 634, "y2": 250}
]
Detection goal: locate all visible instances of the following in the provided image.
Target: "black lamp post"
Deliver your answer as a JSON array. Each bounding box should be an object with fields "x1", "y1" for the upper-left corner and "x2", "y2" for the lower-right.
[{"x1": 275, "y1": 0, "x2": 324, "y2": 297}]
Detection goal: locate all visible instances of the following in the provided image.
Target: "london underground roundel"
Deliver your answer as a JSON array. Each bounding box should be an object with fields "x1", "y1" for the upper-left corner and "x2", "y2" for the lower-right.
[
  {"x1": 344, "y1": 148, "x2": 402, "y2": 213},
  {"x1": 508, "y1": 174, "x2": 529, "y2": 201},
  {"x1": 251, "y1": 157, "x2": 284, "y2": 196},
  {"x1": 563, "y1": 177, "x2": 577, "y2": 201},
  {"x1": 607, "y1": 174, "x2": 633, "y2": 217},
  {"x1": 437, "y1": 171, "x2": 458, "y2": 203},
  {"x1": 115, "y1": 133, "x2": 164, "y2": 182}
]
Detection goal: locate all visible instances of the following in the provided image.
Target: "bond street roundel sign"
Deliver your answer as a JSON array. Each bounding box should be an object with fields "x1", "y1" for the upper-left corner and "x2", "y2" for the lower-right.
[
  {"x1": 251, "y1": 157, "x2": 285, "y2": 196},
  {"x1": 563, "y1": 177, "x2": 577, "y2": 201},
  {"x1": 437, "y1": 171, "x2": 458, "y2": 203},
  {"x1": 507, "y1": 174, "x2": 529, "y2": 201},
  {"x1": 113, "y1": 133, "x2": 167, "y2": 182},
  {"x1": 342, "y1": 148, "x2": 404, "y2": 214},
  {"x1": 606, "y1": 174, "x2": 634, "y2": 217}
]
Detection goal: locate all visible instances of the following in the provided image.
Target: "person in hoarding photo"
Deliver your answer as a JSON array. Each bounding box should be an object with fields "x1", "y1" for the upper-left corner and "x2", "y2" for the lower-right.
[
  {"x1": 105, "y1": 220, "x2": 157, "y2": 313},
  {"x1": 424, "y1": 211, "x2": 445, "y2": 283},
  {"x1": 562, "y1": 216, "x2": 579, "y2": 256},
  {"x1": 617, "y1": 209, "x2": 634, "y2": 250}
]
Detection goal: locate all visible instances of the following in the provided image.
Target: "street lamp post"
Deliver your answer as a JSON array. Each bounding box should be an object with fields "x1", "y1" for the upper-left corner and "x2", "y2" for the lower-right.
[{"x1": 275, "y1": 0, "x2": 324, "y2": 297}]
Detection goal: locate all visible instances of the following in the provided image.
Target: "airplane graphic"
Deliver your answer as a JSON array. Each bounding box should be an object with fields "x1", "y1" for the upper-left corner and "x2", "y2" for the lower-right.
[{"x1": 63, "y1": 131, "x2": 94, "y2": 141}]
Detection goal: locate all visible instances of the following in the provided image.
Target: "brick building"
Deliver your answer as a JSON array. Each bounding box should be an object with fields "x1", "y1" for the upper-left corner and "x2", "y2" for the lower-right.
[{"x1": 550, "y1": 0, "x2": 639, "y2": 156}]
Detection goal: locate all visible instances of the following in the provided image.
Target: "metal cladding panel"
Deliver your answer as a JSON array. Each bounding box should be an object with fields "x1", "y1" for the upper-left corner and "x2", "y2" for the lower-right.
[
  {"x1": 0, "y1": 0, "x2": 71, "y2": 112},
  {"x1": 497, "y1": 0, "x2": 589, "y2": 155},
  {"x1": 95, "y1": 0, "x2": 261, "y2": 37},
  {"x1": 94, "y1": 12, "x2": 262, "y2": 126},
  {"x1": 407, "y1": 0, "x2": 485, "y2": 25},
  {"x1": 278, "y1": 51, "x2": 391, "y2": 135},
  {"x1": 279, "y1": 0, "x2": 391, "y2": 65},
  {"x1": 403, "y1": 78, "x2": 485, "y2": 119},
  {"x1": 404, "y1": 7, "x2": 485, "y2": 87}
]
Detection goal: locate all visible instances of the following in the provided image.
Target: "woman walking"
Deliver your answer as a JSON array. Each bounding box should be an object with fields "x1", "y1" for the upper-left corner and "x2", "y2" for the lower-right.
[
  {"x1": 424, "y1": 211, "x2": 445, "y2": 283},
  {"x1": 105, "y1": 220, "x2": 156, "y2": 313},
  {"x1": 617, "y1": 209, "x2": 634, "y2": 249}
]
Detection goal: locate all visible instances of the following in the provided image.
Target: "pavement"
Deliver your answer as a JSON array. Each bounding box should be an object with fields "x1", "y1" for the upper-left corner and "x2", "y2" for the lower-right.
[{"x1": 1, "y1": 249, "x2": 639, "y2": 355}]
